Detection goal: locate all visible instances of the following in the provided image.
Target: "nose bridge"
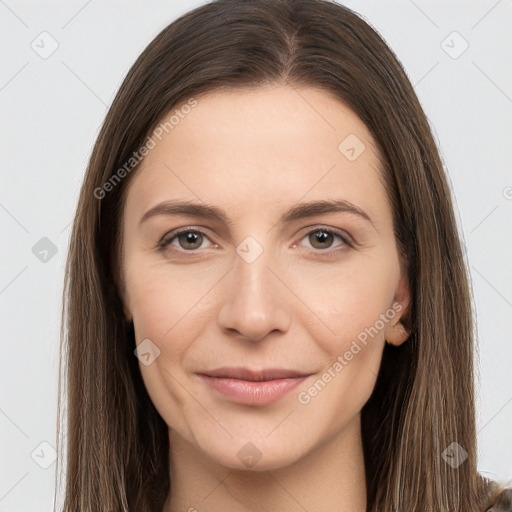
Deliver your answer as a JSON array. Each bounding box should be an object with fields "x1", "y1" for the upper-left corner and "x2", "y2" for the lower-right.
[
  {"x1": 216, "y1": 235, "x2": 291, "y2": 342},
  {"x1": 238, "y1": 245, "x2": 275, "y2": 302}
]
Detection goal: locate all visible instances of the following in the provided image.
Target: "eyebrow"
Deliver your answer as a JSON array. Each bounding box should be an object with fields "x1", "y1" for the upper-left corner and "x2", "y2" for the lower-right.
[{"x1": 139, "y1": 199, "x2": 374, "y2": 229}]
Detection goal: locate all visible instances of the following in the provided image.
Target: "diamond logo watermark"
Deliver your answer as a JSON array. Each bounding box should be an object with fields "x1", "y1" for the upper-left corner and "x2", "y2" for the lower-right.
[
  {"x1": 236, "y1": 442, "x2": 263, "y2": 468},
  {"x1": 32, "y1": 237, "x2": 58, "y2": 263},
  {"x1": 236, "y1": 236, "x2": 263, "y2": 264},
  {"x1": 441, "y1": 31, "x2": 469, "y2": 59},
  {"x1": 31, "y1": 31, "x2": 59, "y2": 59},
  {"x1": 338, "y1": 133, "x2": 366, "y2": 161},
  {"x1": 441, "y1": 442, "x2": 468, "y2": 468},
  {"x1": 134, "y1": 338, "x2": 161, "y2": 366},
  {"x1": 31, "y1": 441, "x2": 57, "y2": 469}
]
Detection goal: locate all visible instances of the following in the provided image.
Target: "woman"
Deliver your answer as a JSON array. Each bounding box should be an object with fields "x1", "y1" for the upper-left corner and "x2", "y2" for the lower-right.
[{"x1": 57, "y1": 0, "x2": 510, "y2": 510}]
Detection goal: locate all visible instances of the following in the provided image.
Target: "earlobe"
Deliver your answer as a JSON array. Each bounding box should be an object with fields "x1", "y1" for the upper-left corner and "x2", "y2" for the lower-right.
[
  {"x1": 385, "y1": 273, "x2": 411, "y2": 346},
  {"x1": 385, "y1": 323, "x2": 409, "y2": 346}
]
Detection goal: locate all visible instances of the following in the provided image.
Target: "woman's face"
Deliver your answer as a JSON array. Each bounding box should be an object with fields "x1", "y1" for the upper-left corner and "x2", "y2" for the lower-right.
[{"x1": 121, "y1": 85, "x2": 409, "y2": 471}]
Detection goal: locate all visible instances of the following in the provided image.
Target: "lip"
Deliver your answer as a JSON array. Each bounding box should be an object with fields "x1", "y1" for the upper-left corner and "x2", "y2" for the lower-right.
[{"x1": 197, "y1": 367, "x2": 313, "y2": 406}]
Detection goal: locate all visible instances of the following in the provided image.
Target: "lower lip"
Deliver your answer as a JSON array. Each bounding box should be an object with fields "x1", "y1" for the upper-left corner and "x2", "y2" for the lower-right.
[{"x1": 198, "y1": 375, "x2": 310, "y2": 406}]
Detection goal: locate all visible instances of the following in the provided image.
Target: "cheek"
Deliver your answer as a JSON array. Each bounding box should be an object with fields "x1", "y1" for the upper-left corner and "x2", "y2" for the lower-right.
[
  {"x1": 290, "y1": 252, "x2": 400, "y2": 426},
  {"x1": 126, "y1": 255, "x2": 221, "y2": 343},
  {"x1": 290, "y1": 251, "x2": 399, "y2": 355},
  {"x1": 126, "y1": 264, "x2": 218, "y2": 431},
  {"x1": 125, "y1": 257, "x2": 222, "y2": 383},
  {"x1": 292, "y1": 261, "x2": 395, "y2": 428}
]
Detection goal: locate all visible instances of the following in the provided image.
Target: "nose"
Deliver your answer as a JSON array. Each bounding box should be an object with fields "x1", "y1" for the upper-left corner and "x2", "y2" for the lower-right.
[{"x1": 216, "y1": 243, "x2": 292, "y2": 343}]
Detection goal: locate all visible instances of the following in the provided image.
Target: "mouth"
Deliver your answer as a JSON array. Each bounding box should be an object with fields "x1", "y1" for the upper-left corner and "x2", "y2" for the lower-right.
[{"x1": 196, "y1": 367, "x2": 314, "y2": 406}]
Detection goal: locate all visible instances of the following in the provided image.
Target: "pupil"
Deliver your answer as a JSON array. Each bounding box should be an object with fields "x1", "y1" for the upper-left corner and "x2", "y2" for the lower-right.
[
  {"x1": 311, "y1": 230, "x2": 332, "y2": 249},
  {"x1": 180, "y1": 232, "x2": 201, "y2": 249}
]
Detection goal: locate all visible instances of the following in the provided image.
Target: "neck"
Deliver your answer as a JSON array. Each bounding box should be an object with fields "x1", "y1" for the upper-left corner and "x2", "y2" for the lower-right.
[{"x1": 164, "y1": 414, "x2": 367, "y2": 512}]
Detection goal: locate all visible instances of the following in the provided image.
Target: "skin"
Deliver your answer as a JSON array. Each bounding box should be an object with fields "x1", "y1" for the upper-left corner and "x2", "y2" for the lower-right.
[{"x1": 120, "y1": 84, "x2": 410, "y2": 512}]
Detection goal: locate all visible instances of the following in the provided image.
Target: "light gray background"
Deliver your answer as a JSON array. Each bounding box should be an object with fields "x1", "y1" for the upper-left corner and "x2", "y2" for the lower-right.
[{"x1": 1, "y1": 0, "x2": 511, "y2": 510}]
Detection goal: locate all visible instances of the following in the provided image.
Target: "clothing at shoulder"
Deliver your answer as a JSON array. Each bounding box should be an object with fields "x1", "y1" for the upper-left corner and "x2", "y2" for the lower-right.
[{"x1": 487, "y1": 488, "x2": 512, "y2": 511}]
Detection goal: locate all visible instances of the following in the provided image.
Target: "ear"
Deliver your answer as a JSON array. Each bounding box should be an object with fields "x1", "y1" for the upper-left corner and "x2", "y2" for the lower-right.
[{"x1": 384, "y1": 271, "x2": 411, "y2": 347}]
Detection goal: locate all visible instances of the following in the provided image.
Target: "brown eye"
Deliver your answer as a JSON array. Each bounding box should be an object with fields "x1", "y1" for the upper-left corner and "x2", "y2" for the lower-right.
[
  {"x1": 176, "y1": 231, "x2": 204, "y2": 250},
  {"x1": 308, "y1": 229, "x2": 335, "y2": 249},
  {"x1": 159, "y1": 229, "x2": 214, "y2": 253},
  {"x1": 298, "y1": 227, "x2": 352, "y2": 255}
]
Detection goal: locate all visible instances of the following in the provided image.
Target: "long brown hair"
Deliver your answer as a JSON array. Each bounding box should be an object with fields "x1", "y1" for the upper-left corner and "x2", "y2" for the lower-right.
[{"x1": 56, "y1": 0, "x2": 507, "y2": 510}]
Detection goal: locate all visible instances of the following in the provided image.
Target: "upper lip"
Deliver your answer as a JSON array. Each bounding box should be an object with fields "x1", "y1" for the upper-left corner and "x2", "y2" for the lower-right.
[{"x1": 199, "y1": 367, "x2": 313, "y2": 382}]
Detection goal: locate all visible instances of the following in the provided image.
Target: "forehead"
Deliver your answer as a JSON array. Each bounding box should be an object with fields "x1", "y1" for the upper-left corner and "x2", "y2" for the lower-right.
[{"x1": 124, "y1": 85, "x2": 390, "y2": 227}]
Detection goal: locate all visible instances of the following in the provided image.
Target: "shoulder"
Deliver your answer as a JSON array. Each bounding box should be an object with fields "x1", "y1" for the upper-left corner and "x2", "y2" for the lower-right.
[{"x1": 487, "y1": 488, "x2": 512, "y2": 512}]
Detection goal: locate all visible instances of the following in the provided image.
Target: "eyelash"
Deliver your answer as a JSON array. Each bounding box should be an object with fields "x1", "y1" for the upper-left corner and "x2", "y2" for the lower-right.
[{"x1": 157, "y1": 226, "x2": 354, "y2": 257}]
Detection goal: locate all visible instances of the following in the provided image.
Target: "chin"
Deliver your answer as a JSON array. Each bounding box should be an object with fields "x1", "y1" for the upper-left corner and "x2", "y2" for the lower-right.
[{"x1": 191, "y1": 428, "x2": 317, "y2": 472}]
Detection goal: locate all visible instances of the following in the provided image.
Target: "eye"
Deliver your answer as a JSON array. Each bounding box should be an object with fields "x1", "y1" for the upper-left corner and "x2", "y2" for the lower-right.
[
  {"x1": 158, "y1": 228, "x2": 215, "y2": 252},
  {"x1": 298, "y1": 227, "x2": 352, "y2": 253}
]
